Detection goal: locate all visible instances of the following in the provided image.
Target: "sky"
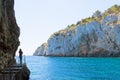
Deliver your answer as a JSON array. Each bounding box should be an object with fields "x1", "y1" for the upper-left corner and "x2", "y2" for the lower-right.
[{"x1": 14, "y1": 0, "x2": 120, "y2": 55}]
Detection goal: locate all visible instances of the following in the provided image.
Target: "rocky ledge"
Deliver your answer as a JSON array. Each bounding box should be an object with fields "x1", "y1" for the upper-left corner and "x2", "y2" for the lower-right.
[
  {"x1": 0, "y1": 0, "x2": 30, "y2": 79},
  {"x1": 34, "y1": 5, "x2": 120, "y2": 57}
]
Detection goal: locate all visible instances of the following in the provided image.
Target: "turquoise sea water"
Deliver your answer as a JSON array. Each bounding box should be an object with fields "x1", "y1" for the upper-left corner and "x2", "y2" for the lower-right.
[{"x1": 24, "y1": 56, "x2": 120, "y2": 80}]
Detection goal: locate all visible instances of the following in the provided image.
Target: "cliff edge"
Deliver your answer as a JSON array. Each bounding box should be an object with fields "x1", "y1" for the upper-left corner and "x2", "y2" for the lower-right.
[{"x1": 34, "y1": 5, "x2": 120, "y2": 57}]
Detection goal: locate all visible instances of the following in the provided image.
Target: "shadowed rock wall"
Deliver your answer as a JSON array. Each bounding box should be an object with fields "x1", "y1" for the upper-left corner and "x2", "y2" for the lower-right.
[{"x1": 0, "y1": 0, "x2": 20, "y2": 71}]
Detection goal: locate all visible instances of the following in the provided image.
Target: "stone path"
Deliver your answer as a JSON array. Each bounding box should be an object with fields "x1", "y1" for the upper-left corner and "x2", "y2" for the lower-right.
[{"x1": 0, "y1": 64, "x2": 25, "y2": 80}]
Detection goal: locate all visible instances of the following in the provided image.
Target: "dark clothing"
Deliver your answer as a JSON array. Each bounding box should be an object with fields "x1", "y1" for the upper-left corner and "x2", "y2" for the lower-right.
[{"x1": 19, "y1": 49, "x2": 23, "y2": 65}]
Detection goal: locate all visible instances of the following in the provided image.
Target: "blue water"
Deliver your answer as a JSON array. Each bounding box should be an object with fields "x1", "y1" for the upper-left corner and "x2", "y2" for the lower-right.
[{"x1": 25, "y1": 56, "x2": 120, "y2": 80}]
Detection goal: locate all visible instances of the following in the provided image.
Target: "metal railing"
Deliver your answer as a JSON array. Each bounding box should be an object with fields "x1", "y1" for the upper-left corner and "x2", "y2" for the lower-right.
[
  {"x1": 15, "y1": 55, "x2": 26, "y2": 65},
  {"x1": 0, "y1": 55, "x2": 27, "y2": 80}
]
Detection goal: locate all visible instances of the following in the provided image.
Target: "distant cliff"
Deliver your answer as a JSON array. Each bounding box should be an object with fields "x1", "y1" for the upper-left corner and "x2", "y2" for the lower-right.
[{"x1": 34, "y1": 5, "x2": 120, "y2": 57}]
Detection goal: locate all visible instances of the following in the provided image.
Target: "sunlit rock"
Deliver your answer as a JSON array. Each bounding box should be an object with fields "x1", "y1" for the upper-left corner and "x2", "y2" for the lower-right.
[{"x1": 34, "y1": 5, "x2": 120, "y2": 57}]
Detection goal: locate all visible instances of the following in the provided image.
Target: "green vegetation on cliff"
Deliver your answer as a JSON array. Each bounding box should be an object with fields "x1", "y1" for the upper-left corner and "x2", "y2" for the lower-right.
[
  {"x1": 50, "y1": 5, "x2": 120, "y2": 38},
  {"x1": 104, "y1": 5, "x2": 120, "y2": 16}
]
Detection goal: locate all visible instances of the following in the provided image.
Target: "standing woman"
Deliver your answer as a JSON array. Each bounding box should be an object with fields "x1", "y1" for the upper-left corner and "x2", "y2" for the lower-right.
[{"x1": 19, "y1": 49, "x2": 23, "y2": 65}]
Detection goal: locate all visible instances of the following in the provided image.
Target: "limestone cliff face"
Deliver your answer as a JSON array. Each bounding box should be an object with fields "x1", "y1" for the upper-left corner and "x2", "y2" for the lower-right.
[
  {"x1": 0, "y1": 0, "x2": 20, "y2": 70},
  {"x1": 34, "y1": 5, "x2": 120, "y2": 57},
  {"x1": 33, "y1": 43, "x2": 47, "y2": 56}
]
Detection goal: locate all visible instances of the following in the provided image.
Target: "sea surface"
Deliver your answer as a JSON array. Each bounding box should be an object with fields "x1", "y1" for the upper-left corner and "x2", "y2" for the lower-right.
[{"x1": 17, "y1": 56, "x2": 120, "y2": 80}]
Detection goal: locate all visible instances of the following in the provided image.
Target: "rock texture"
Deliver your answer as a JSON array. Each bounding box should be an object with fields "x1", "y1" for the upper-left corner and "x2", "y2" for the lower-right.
[
  {"x1": 34, "y1": 5, "x2": 120, "y2": 57},
  {"x1": 15, "y1": 64, "x2": 30, "y2": 80},
  {"x1": 33, "y1": 43, "x2": 47, "y2": 56},
  {"x1": 0, "y1": 0, "x2": 30, "y2": 79},
  {"x1": 0, "y1": 0, "x2": 20, "y2": 70}
]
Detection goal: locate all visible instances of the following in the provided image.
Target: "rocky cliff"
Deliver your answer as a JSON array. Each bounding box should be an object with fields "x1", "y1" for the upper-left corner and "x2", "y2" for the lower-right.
[
  {"x1": 34, "y1": 5, "x2": 120, "y2": 57},
  {"x1": 0, "y1": 0, "x2": 30, "y2": 79},
  {"x1": 0, "y1": 0, "x2": 20, "y2": 70}
]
